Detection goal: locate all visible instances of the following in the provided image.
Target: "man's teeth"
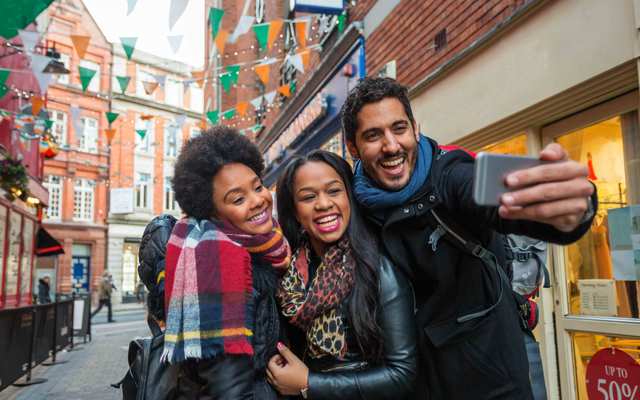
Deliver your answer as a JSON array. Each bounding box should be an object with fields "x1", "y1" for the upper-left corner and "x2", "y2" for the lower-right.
[
  {"x1": 381, "y1": 157, "x2": 404, "y2": 167},
  {"x1": 316, "y1": 215, "x2": 338, "y2": 224},
  {"x1": 250, "y1": 211, "x2": 266, "y2": 221}
]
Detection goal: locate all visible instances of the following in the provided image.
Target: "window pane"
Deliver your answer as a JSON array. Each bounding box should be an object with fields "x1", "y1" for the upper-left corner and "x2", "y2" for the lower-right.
[
  {"x1": 57, "y1": 53, "x2": 70, "y2": 85},
  {"x1": 52, "y1": 111, "x2": 67, "y2": 145},
  {"x1": 44, "y1": 176, "x2": 62, "y2": 220},
  {"x1": 481, "y1": 134, "x2": 528, "y2": 155},
  {"x1": 20, "y1": 219, "x2": 34, "y2": 298},
  {"x1": 0, "y1": 205, "x2": 7, "y2": 296}
]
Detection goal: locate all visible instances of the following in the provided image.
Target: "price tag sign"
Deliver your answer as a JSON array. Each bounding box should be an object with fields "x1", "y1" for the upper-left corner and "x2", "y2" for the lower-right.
[{"x1": 587, "y1": 348, "x2": 640, "y2": 400}]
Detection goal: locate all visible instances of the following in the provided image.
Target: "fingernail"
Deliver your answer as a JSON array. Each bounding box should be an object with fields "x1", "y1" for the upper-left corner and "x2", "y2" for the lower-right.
[
  {"x1": 502, "y1": 194, "x2": 514, "y2": 205},
  {"x1": 277, "y1": 342, "x2": 284, "y2": 350},
  {"x1": 506, "y1": 175, "x2": 518, "y2": 186}
]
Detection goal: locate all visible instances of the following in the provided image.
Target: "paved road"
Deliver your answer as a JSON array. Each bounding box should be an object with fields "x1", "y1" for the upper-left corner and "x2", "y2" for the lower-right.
[{"x1": 1, "y1": 307, "x2": 149, "y2": 400}]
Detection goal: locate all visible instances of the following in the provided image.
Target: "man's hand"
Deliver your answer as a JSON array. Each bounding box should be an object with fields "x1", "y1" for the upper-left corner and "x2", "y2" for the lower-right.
[
  {"x1": 266, "y1": 342, "x2": 309, "y2": 396},
  {"x1": 499, "y1": 143, "x2": 594, "y2": 232}
]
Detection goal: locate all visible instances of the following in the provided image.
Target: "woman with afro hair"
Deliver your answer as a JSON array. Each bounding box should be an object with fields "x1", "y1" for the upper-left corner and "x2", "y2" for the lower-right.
[{"x1": 151, "y1": 126, "x2": 291, "y2": 399}]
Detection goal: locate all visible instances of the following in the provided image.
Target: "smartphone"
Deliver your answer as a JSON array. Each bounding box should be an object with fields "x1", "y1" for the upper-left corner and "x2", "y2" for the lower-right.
[{"x1": 473, "y1": 152, "x2": 547, "y2": 206}]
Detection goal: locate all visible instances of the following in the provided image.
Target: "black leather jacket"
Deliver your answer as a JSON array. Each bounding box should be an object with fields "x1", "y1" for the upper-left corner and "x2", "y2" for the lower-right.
[{"x1": 306, "y1": 256, "x2": 417, "y2": 400}]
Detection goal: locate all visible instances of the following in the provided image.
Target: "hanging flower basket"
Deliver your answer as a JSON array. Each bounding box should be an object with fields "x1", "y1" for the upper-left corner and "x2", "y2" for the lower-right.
[{"x1": 0, "y1": 157, "x2": 29, "y2": 202}]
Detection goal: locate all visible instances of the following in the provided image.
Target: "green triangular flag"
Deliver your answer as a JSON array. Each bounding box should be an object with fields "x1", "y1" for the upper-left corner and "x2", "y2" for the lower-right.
[
  {"x1": 219, "y1": 72, "x2": 233, "y2": 94},
  {"x1": 120, "y1": 37, "x2": 138, "y2": 60},
  {"x1": 116, "y1": 76, "x2": 131, "y2": 94},
  {"x1": 222, "y1": 108, "x2": 235, "y2": 120},
  {"x1": 338, "y1": 12, "x2": 346, "y2": 33},
  {"x1": 136, "y1": 129, "x2": 147, "y2": 139},
  {"x1": 253, "y1": 23, "x2": 270, "y2": 51},
  {"x1": 290, "y1": 80, "x2": 297, "y2": 95},
  {"x1": 251, "y1": 124, "x2": 264, "y2": 133},
  {"x1": 206, "y1": 110, "x2": 219, "y2": 125},
  {"x1": 106, "y1": 111, "x2": 119, "y2": 125},
  {"x1": 0, "y1": 70, "x2": 9, "y2": 98},
  {"x1": 226, "y1": 65, "x2": 240, "y2": 85},
  {"x1": 78, "y1": 66, "x2": 97, "y2": 92},
  {"x1": 209, "y1": 8, "x2": 224, "y2": 40},
  {"x1": 45, "y1": 119, "x2": 54, "y2": 130}
]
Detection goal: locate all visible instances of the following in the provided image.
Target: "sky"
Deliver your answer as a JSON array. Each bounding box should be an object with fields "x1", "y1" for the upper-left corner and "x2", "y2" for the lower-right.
[{"x1": 83, "y1": 0, "x2": 205, "y2": 68}]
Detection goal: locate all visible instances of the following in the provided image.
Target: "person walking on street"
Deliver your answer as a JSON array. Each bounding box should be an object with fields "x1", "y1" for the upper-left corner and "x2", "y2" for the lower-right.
[
  {"x1": 341, "y1": 77, "x2": 597, "y2": 399},
  {"x1": 38, "y1": 276, "x2": 51, "y2": 304},
  {"x1": 91, "y1": 271, "x2": 116, "y2": 323},
  {"x1": 135, "y1": 280, "x2": 145, "y2": 304}
]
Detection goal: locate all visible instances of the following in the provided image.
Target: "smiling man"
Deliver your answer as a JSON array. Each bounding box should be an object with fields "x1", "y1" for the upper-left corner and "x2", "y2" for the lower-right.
[{"x1": 342, "y1": 77, "x2": 596, "y2": 400}]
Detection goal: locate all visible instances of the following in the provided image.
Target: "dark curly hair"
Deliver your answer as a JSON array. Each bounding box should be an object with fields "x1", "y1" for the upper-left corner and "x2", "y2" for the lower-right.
[
  {"x1": 173, "y1": 126, "x2": 264, "y2": 219},
  {"x1": 340, "y1": 77, "x2": 415, "y2": 143}
]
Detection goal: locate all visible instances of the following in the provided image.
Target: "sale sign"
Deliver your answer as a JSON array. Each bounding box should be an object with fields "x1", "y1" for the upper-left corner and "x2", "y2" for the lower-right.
[{"x1": 586, "y1": 348, "x2": 640, "y2": 400}]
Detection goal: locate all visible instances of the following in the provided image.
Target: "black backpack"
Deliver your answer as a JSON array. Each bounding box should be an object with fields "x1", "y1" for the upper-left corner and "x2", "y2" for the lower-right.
[{"x1": 112, "y1": 316, "x2": 180, "y2": 400}]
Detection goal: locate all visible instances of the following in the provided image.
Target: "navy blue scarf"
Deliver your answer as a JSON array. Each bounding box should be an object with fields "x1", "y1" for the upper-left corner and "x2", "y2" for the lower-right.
[{"x1": 353, "y1": 134, "x2": 432, "y2": 211}]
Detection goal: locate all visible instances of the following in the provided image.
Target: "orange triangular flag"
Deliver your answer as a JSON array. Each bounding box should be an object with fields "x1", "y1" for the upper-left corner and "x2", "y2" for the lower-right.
[
  {"x1": 140, "y1": 114, "x2": 154, "y2": 120},
  {"x1": 299, "y1": 49, "x2": 310, "y2": 69},
  {"x1": 236, "y1": 101, "x2": 249, "y2": 117},
  {"x1": 295, "y1": 20, "x2": 307, "y2": 48},
  {"x1": 215, "y1": 30, "x2": 229, "y2": 54},
  {"x1": 277, "y1": 84, "x2": 291, "y2": 97},
  {"x1": 191, "y1": 70, "x2": 205, "y2": 88},
  {"x1": 104, "y1": 128, "x2": 116, "y2": 143},
  {"x1": 267, "y1": 20, "x2": 283, "y2": 49},
  {"x1": 199, "y1": 119, "x2": 208, "y2": 130},
  {"x1": 31, "y1": 96, "x2": 45, "y2": 116},
  {"x1": 71, "y1": 35, "x2": 91, "y2": 58},
  {"x1": 254, "y1": 63, "x2": 270, "y2": 85},
  {"x1": 142, "y1": 81, "x2": 159, "y2": 95}
]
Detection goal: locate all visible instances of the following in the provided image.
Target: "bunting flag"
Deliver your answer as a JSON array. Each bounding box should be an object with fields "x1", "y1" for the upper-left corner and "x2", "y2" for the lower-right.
[
  {"x1": 268, "y1": 20, "x2": 284, "y2": 49},
  {"x1": 29, "y1": 53, "x2": 53, "y2": 93},
  {"x1": 106, "y1": 111, "x2": 119, "y2": 125},
  {"x1": 199, "y1": 119, "x2": 208, "y2": 130},
  {"x1": 236, "y1": 101, "x2": 249, "y2": 117},
  {"x1": 182, "y1": 80, "x2": 192, "y2": 92},
  {"x1": 300, "y1": 49, "x2": 311, "y2": 69},
  {"x1": 206, "y1": 110, "x2": 219, "y2": 125},
  {"x1": 290, "y1": 80, "x2": 297, "y2": 94},
  {"x1": 338, "y1": 12, "x2": 346, "y2": 33},
  {"x1": 250, "y1": 96, "x2": 263, "y2": 110},
  {"x1": 120, "y1": 37, "x2": 138, "y2": 60},
  {"x1": 31, "y1": 96, "x2": 45, "y2": 116},
  {"x1": 127, "y1": 0, "x2": 138, "y2": 15},
  {"x1": 136, "y1": 129, "x2": 147, "y2": 139},
  {"x1": 45, "y1": 119, "x2": 54, "y2": 130},
  {"x1": 78, "y1": 66, "x2": 96, "y2": 92},
  {"x1": 0, "y1": 70, "x2": 10, "y2": 98},
  {"x1": 140, "y1": 114, "x2": 154, "y2": 120},
  {"x1": 288, "y1": 53, "x2": 304, "y2": 73},
  {"x1": 230, "y1": 16, "x2": 254, "y2": 43},
  {"x1": 142, "y1": 81, "x2": 159, "y2": 95},
  {"x1": 70, "y1": 35, "x2": 90, "y2": 58},
  {"x1": 219, "y1": 72, "x2": 233, "y2": 94},
  {"x1": 277, "y1": 84, "x2": 291, "y2": 97},
  {"x1": 264, "y1": 91, "x2": 276, "y2": 105},
  {"x1": 215, "y1": 29, "x2": 229, "y2": 54},
  {"x1": 209, "y1": 7, "x2": 224, "y2": 40},
  {"x1": 105, "y1": 128, "x2": 116, "y2": 143},
  {"x1": 222, "y1": 108, "x2": 235, "y2": 120},
  {"x1": 19, "y1": 30, "x2": 40, "y2": 53},
  {"x1": 167, "y1": 34, "x2": 183, "y2": 53},
  {"x1": 153, "y1": 73, "x2": 167, "y2": 88},
  {"x1": 116, "y1": 76, "x2": 131, "y2": 94},
  {"x1": 253, "y1": 23, "x2": 270, "y2": 51},
  {"x1": 191, "y1": 70, "x2": 205, "y2": 88},
  {"x1": 169, "y1": 0, "x2": 189, "y2": 30},
  {"x1": 254, "y1": 63, "x2": 270, "y2": 85},
  {"x1": 226, "y1": 65, "x2": 240, "y2": 84},
  {"x1": 295, "y1": 19, "x2": 308, "y2": 48}
]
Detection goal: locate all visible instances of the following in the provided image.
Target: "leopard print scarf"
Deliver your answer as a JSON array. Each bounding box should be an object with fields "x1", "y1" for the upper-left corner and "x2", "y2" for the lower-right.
[{"x1": 277, "y1": 237, "x2": 355, "y2": 359}]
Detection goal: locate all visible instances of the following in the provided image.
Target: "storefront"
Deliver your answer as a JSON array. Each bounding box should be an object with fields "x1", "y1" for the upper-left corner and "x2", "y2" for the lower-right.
[
  {"x1": 260, "y1": 26, "x2": 364, "y2": 186},
  {"x1": 107, "y1": 221, "x2": 145, "y2": 305},
  {"x1": 409, "y1": 0, "x2": 640, "y2": 398}
]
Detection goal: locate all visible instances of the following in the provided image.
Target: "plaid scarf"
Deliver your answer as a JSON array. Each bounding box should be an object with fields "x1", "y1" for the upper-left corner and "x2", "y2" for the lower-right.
[
  {"x1": 277, "y1": 238, "x2": 355, "y2": 359},
  {"x1": 162, "y1": 217, "x2": 290, "y2": 364}
]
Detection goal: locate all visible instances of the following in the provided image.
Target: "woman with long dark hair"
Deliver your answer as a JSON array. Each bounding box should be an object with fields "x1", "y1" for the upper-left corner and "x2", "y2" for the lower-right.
[{"x1": 267, "y1": 150, "x2": 417, "y2": 399}]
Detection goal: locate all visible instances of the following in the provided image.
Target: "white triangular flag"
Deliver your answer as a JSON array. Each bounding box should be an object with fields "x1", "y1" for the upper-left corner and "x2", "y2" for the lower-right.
[
  {"x1": 229, "y1": 16, "x2": 255, "y2": 43},
  {"x1": 153, "y1": 74, "x2": 167, "y2": 88},
  {"x1": 174, "y1": 114, "x2": 186, "y2": 128},
  {"x1": 182, "y1": 79, "x2": 192, "y2": 92},
  {"x1": 288, "y1": 54, "x2": 304, "y2": 73},
  {"x1": 250, "y1": 96, "x2": 264, "y2": 110},
  {"x1": 169, "y1": 0, "x2": 189, "y2": 30},
  {"x1": 264, "y1": 91, "x2": 276, "y2": 105},
  {"x1": 127, "y1": 0, "x2": 138, "y2": 15},
  {"x1": 29, "y1": 53, "x2": 53, "y2": 93},
  {"x1": 70, "y1": 105, "x2": 83, "y2": 139},
  {"x1": 19, "y1": 30, "x2": 40, "y2": 53},
  {"x1": 167, "y1": 35, "x2": 183, "y2": 53}
]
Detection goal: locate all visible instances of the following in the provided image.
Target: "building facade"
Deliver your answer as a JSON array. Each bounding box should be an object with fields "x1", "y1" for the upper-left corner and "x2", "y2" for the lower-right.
[
  {"x1": 38, "y1": 0, "x2": 112, "y2": 300},
  {"x1": 107, "y1": 48, "x2": 203, "y2": 304}
]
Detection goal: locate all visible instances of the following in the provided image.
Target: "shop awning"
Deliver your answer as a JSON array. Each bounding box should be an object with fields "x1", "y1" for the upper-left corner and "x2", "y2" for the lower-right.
[{"x1": 35, "y1": 227, "x2": 64, "y2": 256}]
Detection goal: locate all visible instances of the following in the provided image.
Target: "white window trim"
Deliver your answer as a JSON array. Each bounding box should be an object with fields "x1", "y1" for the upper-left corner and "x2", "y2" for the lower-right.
[
  {"x1": 163, "y1": 177, "x2": 178, "y2": 212},
  {"x1": 44, "y1": 175, "x2": 63, "y2": 220},
  {"x1": 79, "y1": 117, "x2": 98, "y2": 153},
  {"x1": 135, "y1": 173, "x2": 152, "y2": 210},
  {"x1": 73, "y1": 179, "x2": 94, "y2": 222},
  {"x1": 51, "y1": 110, "x2": 67, "y2": 146}
]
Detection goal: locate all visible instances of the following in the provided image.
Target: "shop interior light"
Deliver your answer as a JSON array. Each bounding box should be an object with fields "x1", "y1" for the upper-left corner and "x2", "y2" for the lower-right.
[{"x1": 26, "y1": 196, "x2": 40, "y2": 206}]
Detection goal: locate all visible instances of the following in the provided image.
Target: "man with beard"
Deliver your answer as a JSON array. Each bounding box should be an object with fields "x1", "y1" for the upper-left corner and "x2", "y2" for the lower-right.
[{"x1": 341, "y1": 77, "x2": 596, "y2": 399}]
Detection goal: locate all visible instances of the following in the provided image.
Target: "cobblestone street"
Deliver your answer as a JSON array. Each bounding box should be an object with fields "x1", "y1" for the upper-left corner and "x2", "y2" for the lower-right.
[{"x1": 1, "y1": 307, "x2": 147, "y2": 400}]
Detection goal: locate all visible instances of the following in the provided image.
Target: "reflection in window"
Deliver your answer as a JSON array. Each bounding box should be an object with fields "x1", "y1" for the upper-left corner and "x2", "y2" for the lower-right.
[
  {"x1": 481, "y1": 134, "x2": 527, "y2": 155},
  {"x1": 556, "y1": 115, "x2": 640, "y2": 319}
]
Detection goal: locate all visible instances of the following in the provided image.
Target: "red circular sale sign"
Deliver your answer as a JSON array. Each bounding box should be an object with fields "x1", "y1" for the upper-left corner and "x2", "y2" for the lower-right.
[{"x1": 586, "y1": 348, "x2": 640, "y2": 400}]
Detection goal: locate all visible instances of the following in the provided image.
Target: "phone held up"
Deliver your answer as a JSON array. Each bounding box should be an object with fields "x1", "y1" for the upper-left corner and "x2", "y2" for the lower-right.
[{"x1": 473, "y1": 152, "x2": 552, "y2": 206}]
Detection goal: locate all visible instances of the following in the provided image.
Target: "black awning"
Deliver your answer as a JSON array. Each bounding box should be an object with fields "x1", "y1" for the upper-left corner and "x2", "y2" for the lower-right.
[{"x1": 36, "y1": 227, "x2": 64, "y2": 256}]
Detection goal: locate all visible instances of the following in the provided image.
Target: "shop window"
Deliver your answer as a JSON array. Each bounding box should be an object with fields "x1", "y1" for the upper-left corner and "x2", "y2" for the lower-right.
[
  {"x1": 44, "y1": 175, "x2": 63, "y2": 220},
  {"x1": 122, "y1": 242, "x2": 140, "y2": 295},
  {"x1": 164, "y1": 177, "x2": 178, "y2": 212},
  {"x1": 135, "y1": 173, "x2": 151, "y2": 210},
  {"x1": 79, "y1": 59, "x2": 101, "y2": 92},
  {"x1": 571, "y1": 332, "x2": 640, "y2": 399},
  {"x1": 321, "y1": 133, "x2": 353, "y2": 166},
  {"x1": 481, "y1": 134, "x2": 528, "y2": 155},
  {"x1": 20, "y1": 219, "x2": 34, "y2": 300},
  {"x1": 0, "y1": 205, "x2": 7, "y2": 301},
  {"x1": 555, "y1": 115, "x2": 640, "y2": 319},
  {"x1": 6, "y1": 210, "x2": 22, "y2": 298},
  {"x1": 73, "y1": 179, "x2": 95, "y2": 222}
]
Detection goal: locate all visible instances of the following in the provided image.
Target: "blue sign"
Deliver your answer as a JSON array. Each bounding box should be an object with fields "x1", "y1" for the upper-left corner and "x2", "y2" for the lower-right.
[
  {"x1": 72, "y1": 257, "x2": 90, "y2": 293},
  {"x1": 291, "y1": 0, "x2": 344, "y2": 15}
]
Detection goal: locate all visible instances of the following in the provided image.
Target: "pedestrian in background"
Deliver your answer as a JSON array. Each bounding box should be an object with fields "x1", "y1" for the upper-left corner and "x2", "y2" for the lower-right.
[
  {"x1": 135, "y1": 280, "x2": 145, "y2": 304},
  {"x1": 91, "y1": 270, "x2": 116, "y2": 323},
  {"x1": 38, "y1": 276, "x2": 51, "y2": 304}
]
